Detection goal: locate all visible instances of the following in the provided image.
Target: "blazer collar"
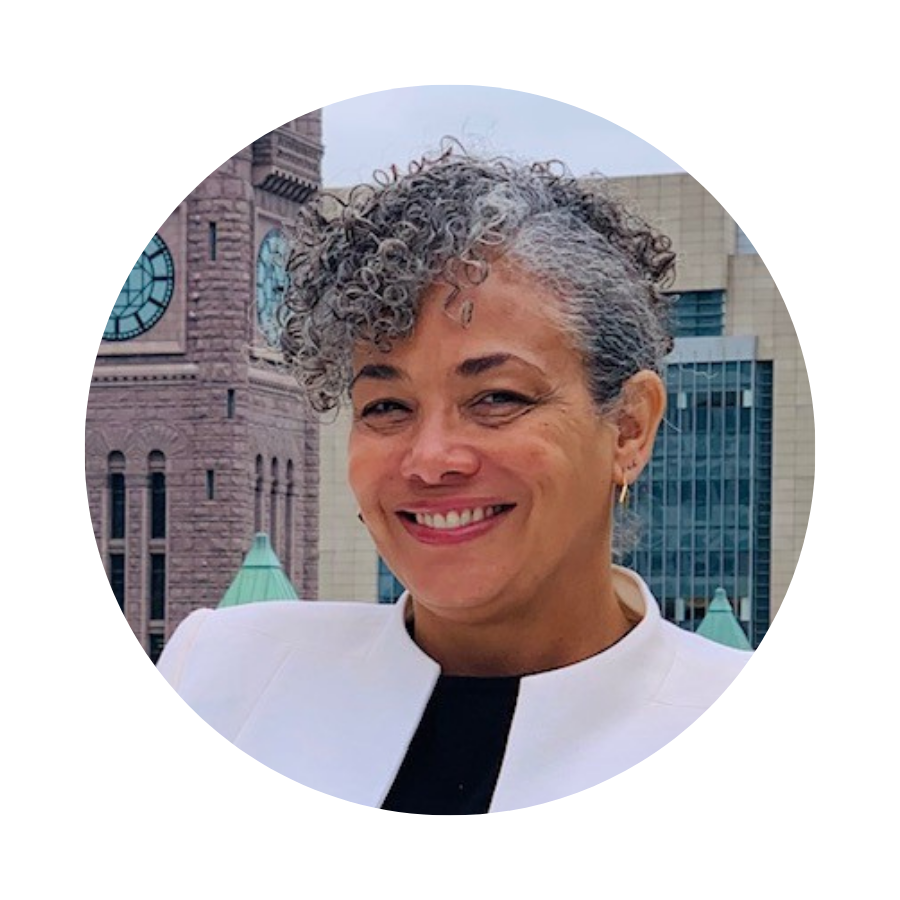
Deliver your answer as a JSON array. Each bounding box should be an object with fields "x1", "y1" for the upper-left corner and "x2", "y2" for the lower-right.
[
  {"x1": 490, "y1": 567, "x2": 677, "y2": 810},
  {"x1": 238, "y1": 567, "x2": 670, "y2": 810}
]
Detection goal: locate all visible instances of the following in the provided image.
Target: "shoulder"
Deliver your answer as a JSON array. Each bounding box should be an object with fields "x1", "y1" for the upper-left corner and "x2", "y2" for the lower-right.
[
  {"x1": 198, "y1": 599, "x2": 391, "y2": 642},
  {"x1": 653, "y1": 620, "x2": 753, "y2": 709},
  {"x1": 177, "y1": 600, "x2": 393, "y2": 650},
  {"x1": 612, "y1": 566, "x2": 752, "y2": 710},
  {"x1": 157, "y1": 601, "x2": 394, "y2": 688}
]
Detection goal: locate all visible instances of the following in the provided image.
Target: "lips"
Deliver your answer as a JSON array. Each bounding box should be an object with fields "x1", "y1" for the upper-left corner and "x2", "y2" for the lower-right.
[
  {"x1": 396, "y1": 501, "x2": 516, "y2": 542},
  {"x1": 405, "y1": 505, "x2": 510, "y2": 530}
]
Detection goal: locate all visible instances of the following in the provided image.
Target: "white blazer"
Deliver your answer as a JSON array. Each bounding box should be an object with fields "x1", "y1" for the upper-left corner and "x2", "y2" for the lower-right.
[{"x1": 157, "y1": 567, "x2": 751, "y2": 812}]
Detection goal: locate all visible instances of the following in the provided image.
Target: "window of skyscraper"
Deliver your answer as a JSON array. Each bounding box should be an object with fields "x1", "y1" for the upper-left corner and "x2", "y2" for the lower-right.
[{"x1": 667, "y1": 291, "x2": 725, "y2": 337}]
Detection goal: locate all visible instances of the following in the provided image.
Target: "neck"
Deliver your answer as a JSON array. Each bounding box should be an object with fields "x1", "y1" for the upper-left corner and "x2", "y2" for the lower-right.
[{"x1": 408, "y1": 567, "x2": 636, "y2": 677}]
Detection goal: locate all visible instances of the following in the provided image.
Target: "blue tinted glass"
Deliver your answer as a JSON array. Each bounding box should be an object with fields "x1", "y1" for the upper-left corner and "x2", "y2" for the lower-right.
[
  {"x1": 625, "y1": 360, "x2": 772, "y2": 648},
  {"x1": 377, "y1": 558, "x2": 405, "y2": 604}
]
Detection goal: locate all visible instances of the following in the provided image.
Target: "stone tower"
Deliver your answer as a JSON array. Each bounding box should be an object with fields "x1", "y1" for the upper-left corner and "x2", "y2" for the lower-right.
[{"x1": 85, "y1": 113, "x2": 323, "y2": 661}]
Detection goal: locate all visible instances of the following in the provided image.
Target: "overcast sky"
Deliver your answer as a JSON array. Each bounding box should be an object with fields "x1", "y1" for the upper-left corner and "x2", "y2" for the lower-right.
[{"x1": 321, "y1": 85, "x2": 683, "y2": 187}]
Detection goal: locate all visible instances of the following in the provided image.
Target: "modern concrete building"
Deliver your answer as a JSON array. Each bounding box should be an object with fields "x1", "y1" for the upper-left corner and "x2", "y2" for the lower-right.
[{"x1": 317, "y1": 172, "x2": 813, "y2": 648}]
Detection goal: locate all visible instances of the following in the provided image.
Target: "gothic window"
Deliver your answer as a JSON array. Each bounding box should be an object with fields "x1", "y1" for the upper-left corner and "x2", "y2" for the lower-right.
[
  {"x1": 109, "y1": 451, "x2": 126, "y2": 541},
  {"x1": 147, "y1": 452, "x2": 168, "y2": 657},
  {"x1": 149, "y1": 633, "x2": 166, "y2": 665},
  {"x1": 107, "y1": 452, "x2": 126, "y2": 612},
  {"x1": 149, "y1": 553, "x2": 166, "y2": 621},
  {"x1": 148, "y1": 451, "x2": 166, "y2": 540},
  {"x1": 285, "y1": 459, "x2": 295, "y2": 578},
  {"x1": 254, "y1": 455, "x2": 264, "y2": 532},
  {"x1": 270, "y1": 458, "x2": 279, "y2": 547}
]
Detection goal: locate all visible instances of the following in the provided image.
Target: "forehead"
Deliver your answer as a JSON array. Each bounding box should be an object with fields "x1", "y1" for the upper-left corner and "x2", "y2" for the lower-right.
[{"x1": 352, "y1": 264, "x2": 579, "y2": 372}]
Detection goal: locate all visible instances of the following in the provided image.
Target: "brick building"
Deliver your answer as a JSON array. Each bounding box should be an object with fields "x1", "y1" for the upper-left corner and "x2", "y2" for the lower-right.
[{"x1": 85, "y1": 113, "x2": 323, "y2": 661}]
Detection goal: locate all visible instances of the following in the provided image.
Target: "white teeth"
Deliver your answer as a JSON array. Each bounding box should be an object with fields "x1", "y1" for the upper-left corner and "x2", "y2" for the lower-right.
[{"x1": 411, "y1": 506, "x2": 505, "y2": 530}]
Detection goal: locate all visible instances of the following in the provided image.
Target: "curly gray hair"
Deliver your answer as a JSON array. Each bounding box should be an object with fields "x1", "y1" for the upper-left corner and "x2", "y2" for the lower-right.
[{"x1": 281, "y1": 143, "x2": 676, "y2": 414}]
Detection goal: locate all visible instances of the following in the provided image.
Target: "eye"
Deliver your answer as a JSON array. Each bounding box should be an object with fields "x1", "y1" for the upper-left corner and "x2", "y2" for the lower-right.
[
  {"x1": 358, "y1": 398, "x2": 412, "y2": 420},
  {"x1": 470, "y1": 391, "x2": 535, "y2": 416}
]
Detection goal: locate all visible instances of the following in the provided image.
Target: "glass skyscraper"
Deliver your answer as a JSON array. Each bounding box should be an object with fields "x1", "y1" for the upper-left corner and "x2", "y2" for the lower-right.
[
  {"x1": 623, "y1": 339, "x2": 772, "y2": 648},
  {"x1": 621, "y1": 289, "x2": 772, "y2": 647}
]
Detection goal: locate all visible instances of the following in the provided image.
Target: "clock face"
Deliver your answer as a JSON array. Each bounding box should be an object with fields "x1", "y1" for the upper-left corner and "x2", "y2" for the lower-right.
[
  {"x1": 256, "y1": 228, "x2": 290, "y2": 347},
  {"x1": 104, "y1": 234, "x2": 175, "y2": 341}
]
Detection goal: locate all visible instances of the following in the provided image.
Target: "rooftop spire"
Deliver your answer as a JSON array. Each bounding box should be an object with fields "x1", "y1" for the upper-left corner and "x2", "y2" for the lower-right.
[
  {"x1": 218, "y1": 533, "x2": 299, "y2": 608},
  {"x1": 696, "y1": 587, "x2": 752, "y2": 650}
]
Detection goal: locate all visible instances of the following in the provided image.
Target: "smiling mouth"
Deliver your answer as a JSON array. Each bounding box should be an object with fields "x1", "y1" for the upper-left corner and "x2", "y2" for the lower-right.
[{"x1": 398, "y1": 505, "x2": 515, "y2": 531}]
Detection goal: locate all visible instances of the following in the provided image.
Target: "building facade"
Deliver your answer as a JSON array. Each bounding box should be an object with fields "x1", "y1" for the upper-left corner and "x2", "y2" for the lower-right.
[
  {"x1": 85, "y1": 114, "x2": 323, "y2": 660},
  {"x1": 317, "y1": 173, "x2": 814, "y2": 648}
]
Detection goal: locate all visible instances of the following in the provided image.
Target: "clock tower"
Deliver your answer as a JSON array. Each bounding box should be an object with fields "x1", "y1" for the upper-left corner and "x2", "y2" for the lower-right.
[{"x1": 85, "y1": 113, "x2": 323, "y2": 661}]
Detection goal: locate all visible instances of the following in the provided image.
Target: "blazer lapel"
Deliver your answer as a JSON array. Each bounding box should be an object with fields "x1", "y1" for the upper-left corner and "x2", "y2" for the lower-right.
[{"x1": 232, "y1": 594, "x2": 440, "y2": 808}]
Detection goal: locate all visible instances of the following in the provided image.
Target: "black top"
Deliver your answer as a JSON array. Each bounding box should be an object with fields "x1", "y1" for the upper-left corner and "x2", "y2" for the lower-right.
[{"x1": 381, "y1": 674, "x2": 521, "y2": 815}]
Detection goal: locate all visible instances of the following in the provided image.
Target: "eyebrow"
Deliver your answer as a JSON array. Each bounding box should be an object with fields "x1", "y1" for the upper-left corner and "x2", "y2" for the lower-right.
[
  {"x1": 350, "y1": 353, "x2": 533, "y2": 391},
  {"x1": 455, "y1": 353, "x2": 517, "y2": 377},
  {"x1": 349, "y1": 363, "x2": 404, "y2": 392}
]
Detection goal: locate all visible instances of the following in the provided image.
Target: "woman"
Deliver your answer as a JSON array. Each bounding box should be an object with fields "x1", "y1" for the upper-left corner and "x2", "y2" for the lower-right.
[{"x1": 158, "y1": 146, "x2": 751, "y2": 814}]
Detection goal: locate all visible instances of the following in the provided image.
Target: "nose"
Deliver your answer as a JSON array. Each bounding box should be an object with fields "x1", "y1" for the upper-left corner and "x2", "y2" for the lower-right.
[{"x1": 399, "y1": 413, "x2": 480, "y2": 485}]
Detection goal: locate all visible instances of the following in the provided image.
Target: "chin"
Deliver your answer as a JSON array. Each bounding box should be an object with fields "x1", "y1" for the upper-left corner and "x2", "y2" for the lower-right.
[{"x1": 400, "y1": 565, "x2": 516, "y2": 618}]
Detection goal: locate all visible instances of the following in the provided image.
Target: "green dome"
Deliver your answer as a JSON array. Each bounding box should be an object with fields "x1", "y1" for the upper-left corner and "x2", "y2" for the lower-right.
[
  {"x1": 218, "y1": 533, "x2": 299, "y2": 608},
  {"x1": 696, "y1": 587, "x2": 752, "y2": 650}
]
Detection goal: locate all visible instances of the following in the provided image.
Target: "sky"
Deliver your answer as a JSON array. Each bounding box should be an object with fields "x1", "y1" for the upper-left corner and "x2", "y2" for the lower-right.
[{"x1": 321, "y1": 85, "x2": 683, "y2": 187}]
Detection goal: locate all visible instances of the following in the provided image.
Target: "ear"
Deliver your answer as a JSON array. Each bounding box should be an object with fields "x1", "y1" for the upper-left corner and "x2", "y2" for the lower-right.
[{"x1": 611, "y1": 370, "x2": 666, "y2": 487}]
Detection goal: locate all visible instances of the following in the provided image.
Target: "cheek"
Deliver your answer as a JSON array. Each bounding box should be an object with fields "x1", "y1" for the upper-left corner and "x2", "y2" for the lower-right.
[
  {"x1": 347, "y1": 434, "x2": 397, "y2": 511},
  {"x1": 522, "y1": 424, "x2": 614, "y2": 503},
  {"x1": 346, "y1": 435, "x2": 374, "y2": 505}
]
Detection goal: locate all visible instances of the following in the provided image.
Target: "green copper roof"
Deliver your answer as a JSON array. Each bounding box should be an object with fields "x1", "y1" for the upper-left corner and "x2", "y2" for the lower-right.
[
  {"x1": 696, "y1": 587, "x2": 753, "y2": 650},
  {"x1": 218, "y1": 533, "x2": 299, "y2": 608}
]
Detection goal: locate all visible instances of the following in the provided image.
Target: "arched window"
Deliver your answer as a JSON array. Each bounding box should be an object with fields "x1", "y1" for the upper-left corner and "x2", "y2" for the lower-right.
[
  {"x1": 108, "y1": 451, "x2": 126, "y2": 541},
  {"x1": 147, "y1": 451, "x2": 167, "y2": 627},
  {"x1": 284, "y1": 459, "x2": 295, "y2": 578},
  {"x1": 269, "y1": 457, "x2": 279, "y2": 547},
  {"x1": 107, "y1": 452, "x2": 126, "y2": 611},
  {"x1": 254, "y1": 455, "x2": 264, "y2": 532},
  {"x1": 148, "y1": 451, "x2": 166, "y2": 540}
]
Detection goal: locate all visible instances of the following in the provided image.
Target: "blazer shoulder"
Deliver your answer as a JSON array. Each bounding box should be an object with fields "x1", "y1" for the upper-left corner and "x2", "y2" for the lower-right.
[
  {"x1": 653, "y1": 621, "x2": 752, "y2": 709},
  {"x1": 156, "y1": 607, "x2": 215, "y2": 688},
  {"x1": 158, "y1": 601, "x2": 393, "y2": 681},
  {"x1": 192, "y1": 599, "x2": 391, "y2": 646}
]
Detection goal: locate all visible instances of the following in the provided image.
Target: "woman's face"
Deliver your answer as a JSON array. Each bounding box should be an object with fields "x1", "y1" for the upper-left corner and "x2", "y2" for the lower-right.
[{"x1": 348, "y1": 263, "x2": 622, "y2": 626}]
